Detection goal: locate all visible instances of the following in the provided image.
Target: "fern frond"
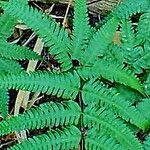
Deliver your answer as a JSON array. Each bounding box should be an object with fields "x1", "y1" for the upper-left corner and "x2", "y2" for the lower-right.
[
  {"x1": 136, "y1": 9, "x2": 150, "y2": 43},
  {"x1": 113, "y1": 0, "x2": 149, "y2": 19},
  {"x1": 121, "y1": 20, "x2": 135, "y2": 44},
  {"x1": 0, "y1": 57, "x2": 23, "y2": 73},
  {"x1": 133, "y1": 50, "x2": 150, "y2": 71},
  {"x1": 126, "y1": 40, "x2": 150, "y2": 72},
  {"x1": 8, "y1": 126, "x2": 81, "y2": 150},
  {"x1": 78, "y1": 60, "x2": 144, "y2": 94},
  {"x1": 120, "y1": 20, "x2": 141, "y2": 66},
  {"x1": 82, "y1": 17, "x2": 119, "y2": 65},
  {"x1": 137, "y1": 98, "x2": 150, "y2": 123},
  {"x1": 144, "y1": 73, "x2": 150, "y2": 95},
  {"x1": 84, "y1": 106, "x2": 142, "y2": 150},
  {"x1": 0, "y1": 13, "x2": 16, "y2": 39},
  {"x1": 70, "y1": 0, "x2": 90, "y2": 60},
  {"x1": 0, "y1": 71, "x2": 80, "y2": 99},
  {"x1": 116, "y1": 84, "x2": 142, "y2": 103},
  {"x1": 143, "y1": 135, "x2": 150, "y2": 150},
  {"x1": 0, "y1": 40, "x2": 41, "y2": 60},
  {"x1": 0, "y1": 88, "x2": 9, "y2": 118},
  {"x1": 82, "y1": 79, "x2": 148, "y2": 129},
  {"x1": 0, "y1": 101, "x2": 81, "y2": 137},
  {"x1": 106, "y1": 44, "x2": 124, "y2": 64},
  {"x1": 1, "y1": 0, "x2": 72, "y2": 71},
  {"x1": 85, "y1": 128, "x2": 125, "y2": 150}
]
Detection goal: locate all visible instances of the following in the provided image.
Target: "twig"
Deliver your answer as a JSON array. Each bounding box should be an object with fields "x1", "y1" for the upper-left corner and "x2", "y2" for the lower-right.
[{"x1": 62, "y1": 0, "x2": 72, "y2": 27}]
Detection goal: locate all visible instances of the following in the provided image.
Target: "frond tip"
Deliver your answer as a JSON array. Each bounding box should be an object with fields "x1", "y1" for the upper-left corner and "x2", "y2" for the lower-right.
[{"x1": 70, "y1": 0, "x2": 90, "y2": 60}]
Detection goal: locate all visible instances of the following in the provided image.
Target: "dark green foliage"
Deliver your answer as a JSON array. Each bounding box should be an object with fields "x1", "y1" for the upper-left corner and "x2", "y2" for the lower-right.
[{"x1": 0, "y1": 0, "x2": 150, "y2": 149}]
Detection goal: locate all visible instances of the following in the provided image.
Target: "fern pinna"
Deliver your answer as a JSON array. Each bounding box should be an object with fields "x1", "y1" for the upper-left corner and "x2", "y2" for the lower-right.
[{"x1": 0, "y1": 0, "x2": 150, "y2": 149}]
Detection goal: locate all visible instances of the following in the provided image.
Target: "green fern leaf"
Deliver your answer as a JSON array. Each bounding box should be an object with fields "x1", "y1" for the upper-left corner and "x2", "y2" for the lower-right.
[
  {"x1": 113, "y1": 0, "x2": 149, "y2": 19},
  {"x1": 144, "y1": 73, "x2": 150, "y2": 95},
  {"x1": 132, "y1": 39, "x2": 150, "y2": 72},
  {"x1": 120, "y1": 20, "x2": 141, "y2": 66},
  {"x1": 121, "y1": 19, "x2": 135, "y2": 44},
  {"x1": 0, "y1": 13, "x2": 16, "y2": 39},
  {"x1": 0, "y1": 71, "x2": 80, "y2": 99},
  {"x1": 116, "y1": 84, "x2": 142, "y2": 103},
  {"x1": 70, "y1": 0, "x2": 90, "y2": 60},
  {"x1": 0, "y1": 40, "x2": 41, "y2": 60},
  {"x1": 82, "y1": 17, "x2": 119, "y2": 65},
  {"x1": 137, "y1": 98, "x2": 150, "y2": 123},
  {"x1": 85, "y1": 128, "x2": 125, "y2": 150},
  {"x1": 143, "y1": 135, "x2": 150, "y2": 150},
  {"x1": 133, "y1": 51, "x2": 150, "y2": 71},
  {"x1": 84, "y1": 106, "x2": 142, "y2": 150},
  {"x1": 106, "y1": 44, "x2": 124, "y2": 64},
  {"x1": 78, "y1": 60, "x2": 144, "y2": 94},
  {"x1": 0, "y1": 88, "x2": 9, "y2": 118},
  {"x1": 7, "y1": 126, "x2": 81, "y2": 150},
  {"x1": 136, "y1": 9, "x2": 150, "y2": 43},
  {"x1": 0, "y1": 57, "x2": 23, "y2": 73},
  {"x1": 0, "y1": 101, "x2": 81, "y2": 137},
  {"x1": 1, "y1": 0, "x2": 72, "y2": 71},
  {"x1": 82, "y1": 79, "x2": 148, "y2": 129}
]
